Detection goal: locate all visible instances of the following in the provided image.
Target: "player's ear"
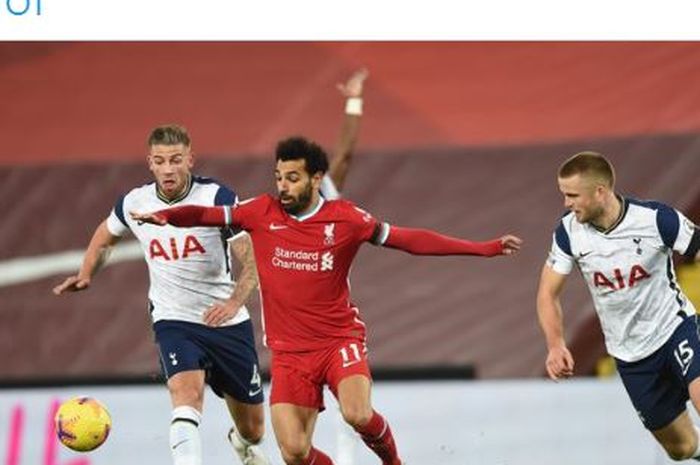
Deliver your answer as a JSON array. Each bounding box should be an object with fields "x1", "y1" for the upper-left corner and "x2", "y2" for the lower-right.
[
  {"x1": 311, "y1": 171, "x2": 323, "y2": 188},
  {"x1": 187, "y1": 150, "x2": 195, "y2": 169}
]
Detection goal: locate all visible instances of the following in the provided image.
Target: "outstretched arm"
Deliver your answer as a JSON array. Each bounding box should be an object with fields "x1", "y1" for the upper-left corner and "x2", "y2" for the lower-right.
[
  {"x1": 536, "y1": 264, "x2": 574, "y2": 380},
  {"x1": 53, "y1": 220, "x2": 122, "y2": 294},
  {"x1": 328, "y1": 68, "x2": 369, "y2": 191},
  {"x1": 381, "y1": 224, "x2": 522, "y2": 257},
  {"x1": 131, "y1": 205, "x2": 231, "y2": 227}
]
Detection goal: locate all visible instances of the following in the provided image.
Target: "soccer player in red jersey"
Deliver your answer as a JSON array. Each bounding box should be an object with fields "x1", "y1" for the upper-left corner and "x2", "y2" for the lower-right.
[{"x1": 132, "y1": 136, "x2": 522, "y2": 465}]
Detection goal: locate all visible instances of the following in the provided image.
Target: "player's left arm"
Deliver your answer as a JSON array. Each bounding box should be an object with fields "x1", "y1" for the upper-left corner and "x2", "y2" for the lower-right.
[
  {"x1": 373, "y1": 223, "x2": 522, "y2": 257},
  {"x1": 203, "y1": 233, "x2": 259, "y2": 327}
]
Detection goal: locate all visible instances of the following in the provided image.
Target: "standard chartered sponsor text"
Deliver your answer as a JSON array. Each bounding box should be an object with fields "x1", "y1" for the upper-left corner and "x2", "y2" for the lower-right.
[{"x1": 272, "y1": 247, "x2": 320, "y2": 271}]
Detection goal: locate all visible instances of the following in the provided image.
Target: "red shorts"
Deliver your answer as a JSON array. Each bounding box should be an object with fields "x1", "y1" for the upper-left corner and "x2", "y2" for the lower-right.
[{"x1": 269, "y1": 338, "x2": 371, "y2": 411}]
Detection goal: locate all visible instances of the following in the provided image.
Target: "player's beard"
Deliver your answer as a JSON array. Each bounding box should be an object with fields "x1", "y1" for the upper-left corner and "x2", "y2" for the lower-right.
[{"x1": 280, "y1": 181, "x2": 313, "y2": 215}]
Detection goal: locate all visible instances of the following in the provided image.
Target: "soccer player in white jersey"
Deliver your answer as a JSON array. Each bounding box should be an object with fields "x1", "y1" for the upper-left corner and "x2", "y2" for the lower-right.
[
  {"x1": 53, "y1": 125, "x2": 271, "y2": 465},
  {"x1": 537, "y1": 151, "x2": 700, "y2": 461}
]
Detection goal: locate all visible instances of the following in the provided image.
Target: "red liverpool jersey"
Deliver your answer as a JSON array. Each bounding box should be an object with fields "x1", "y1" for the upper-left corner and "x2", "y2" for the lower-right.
[{"x1": 232, "y1": 194, "x2": 383, "y2": 352}]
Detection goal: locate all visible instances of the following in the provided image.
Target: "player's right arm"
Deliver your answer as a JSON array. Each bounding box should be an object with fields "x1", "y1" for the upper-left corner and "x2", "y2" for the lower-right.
[
  {"x1": 131, "y1": 205, "x2": 234, "y2": 227},
  {"x1": 536, "y1": 264, "x2": 575, "y2": 380},
  {"x1": 327, "y1": 68, "x2": 368, "y2": 192},
  {"x1": 52, "y1": 220, "x2": 122, "y2": 294}
]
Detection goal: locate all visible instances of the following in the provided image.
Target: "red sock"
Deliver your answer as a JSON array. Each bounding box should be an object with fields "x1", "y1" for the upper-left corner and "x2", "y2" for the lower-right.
[
  {"x1": 354, "y1": 410, "x2": 401, "y2": 465},
  {"x1": 301, "y1": 446, "x2": 334, "y2": 465}
]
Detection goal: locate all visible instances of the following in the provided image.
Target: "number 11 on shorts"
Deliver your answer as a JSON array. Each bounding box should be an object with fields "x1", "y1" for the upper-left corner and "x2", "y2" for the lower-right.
[{"x1": 339, "y1": 342, "x2": 364, "y2": 368}]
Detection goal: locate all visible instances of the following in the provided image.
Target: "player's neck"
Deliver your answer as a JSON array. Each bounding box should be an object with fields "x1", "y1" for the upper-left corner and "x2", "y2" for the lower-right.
[
  {"x1": 157, "y1": 175, "x2": 192, "y2": 204},
  {"x1": 291, "y1": 192, "x2": 323, "y2": 220},
  {"x1": 592, "y1": 194, "x2": 623, "y2": 232}
]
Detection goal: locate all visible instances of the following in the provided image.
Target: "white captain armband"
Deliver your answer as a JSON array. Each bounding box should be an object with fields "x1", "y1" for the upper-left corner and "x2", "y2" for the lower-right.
[
  {"x1": 222, "y1": 206, "x2": 232, "y2": 226},
  {"x1": 370, "y1": 222, "x2": 390, "y2": 246}
]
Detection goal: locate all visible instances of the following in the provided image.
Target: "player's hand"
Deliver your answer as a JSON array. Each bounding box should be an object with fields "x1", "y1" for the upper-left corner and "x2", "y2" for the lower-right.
[
  {"x1": 545, "y1": 345, "x2": 575, "y2": 381},
  {"x1": 500, "y1": 234, "x2": 523, "y2": 255},
  {"x1": 203, "y1": 300, "x2": 241, "y2": 327},
  {"x1": 337, "y1": 68, "x2": 369, "y2": 98},
  {"x1": 129, "y1": 211, "x2": 167, "y2": 226},
  {"x1": 53, "y1": 275, "x2": 91, "y2": 295}
]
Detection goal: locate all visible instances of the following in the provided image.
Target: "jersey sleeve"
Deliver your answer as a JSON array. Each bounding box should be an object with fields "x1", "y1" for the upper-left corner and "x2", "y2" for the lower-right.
[
  {"x1": 106, "y1": 194, "x2": 130, "y2": 237},
  {"x1": 214, "y1": 184, "x2": 246, "y2": 240},
  {"x1": 347, "y1": 203, "x2": 390, "y2": 245},
  {"x1": 320, "y1": 174, "x2": 341, "y2": 200},
  {"x1": 656, "y1": 205, "x2": 699, "y2": 257},
  {"x1": 230, "y1": 195, "x2": 267, "y2": 232},
  {"x1": 546, "y1": 221, "x2": 574, "y2": 275}
]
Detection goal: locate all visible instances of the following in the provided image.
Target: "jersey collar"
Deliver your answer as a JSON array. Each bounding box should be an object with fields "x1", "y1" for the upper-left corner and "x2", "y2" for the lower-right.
[
  {"x1": 592, "y1": 195, "x2": 628, "y2": 234},
  {"x1": 290, "y1": 196, "x2": 325, "y2": 222},
  {"x1": 156, "y1": 175, "x2": 193, "y2": 205}
]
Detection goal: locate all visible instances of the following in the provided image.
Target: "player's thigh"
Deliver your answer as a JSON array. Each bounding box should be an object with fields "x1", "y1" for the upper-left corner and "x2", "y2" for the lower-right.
[
  {"x1": 617, "y1": 346, "x2": 688, "y2": 431},
  {"x1": 652, "y1": 410, "x2": 697, "y2": 456},
  {"x1": 336, "y1": 374, "x2": 373, "y2": 427},
  {"x1": 168, "y1": 369, "x2": 206, "y2": 408},
  {"x1": 270, "y1": 403, "x2": 318, "y2": 459},
  {"x1": 204, "y1": 321, "x2": 264, "y2": 405},
  {"x1": 224, "y1": 393, "x2": 265, "y2": 440}
]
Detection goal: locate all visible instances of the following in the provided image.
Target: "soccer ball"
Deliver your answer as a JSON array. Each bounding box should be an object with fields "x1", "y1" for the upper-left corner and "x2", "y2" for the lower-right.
[{"x1": 54, "y1": 397, "x2": 112, "y2": 452}]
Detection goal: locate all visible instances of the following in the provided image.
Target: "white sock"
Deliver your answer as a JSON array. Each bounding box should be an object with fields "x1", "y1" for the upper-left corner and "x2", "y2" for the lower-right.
[{"x1": 170, "y1": 406, "x2": 202, "y2": 465}]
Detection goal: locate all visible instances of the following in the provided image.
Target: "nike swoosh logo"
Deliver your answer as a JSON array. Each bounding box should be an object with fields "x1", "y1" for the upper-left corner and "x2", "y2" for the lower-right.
[
  {"x1": 578, "y1": 251, "x2": 592, "y2": 258},
  {"x1": 269, "y1": 224, "x2": 288, "y2": 230},
  {"x1": 172, "y1": 439, "x2": 189, "y2": 450},
  {"x1": 248, "y1": 387, "x2": 262, "y2": 396}
]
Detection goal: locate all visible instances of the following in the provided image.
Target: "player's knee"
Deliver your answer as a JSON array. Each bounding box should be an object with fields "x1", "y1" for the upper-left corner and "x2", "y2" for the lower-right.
[
  {"x1": 278, "y1": 438, "x2": 311, "y2": 465},
  {"x1": 340, "y1": 404, "x2": 373, "y2": 429},
  {"x1": 236, "y1": 415, "x2": 265, "y2": 443},
  {"x1": 662, "y1": 441, "x2": 696, "y2": 461},
  {"x1": 169, "y1": 384, "x2": 203, "y2": 408}
]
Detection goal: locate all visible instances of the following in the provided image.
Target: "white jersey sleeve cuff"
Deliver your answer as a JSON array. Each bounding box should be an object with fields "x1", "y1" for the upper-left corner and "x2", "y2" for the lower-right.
[
  {"x1": 546, "y1": 241, "x2": 574, "y2": 275},
  {"x1": 106, "y1": 211, "x2": 128, "y2": 237}
]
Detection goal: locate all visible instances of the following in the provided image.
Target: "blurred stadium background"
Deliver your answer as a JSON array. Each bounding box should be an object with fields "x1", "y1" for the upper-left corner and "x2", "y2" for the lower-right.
[{"x1": 1, "y1": 42, "x2": 700, "y2": 464}]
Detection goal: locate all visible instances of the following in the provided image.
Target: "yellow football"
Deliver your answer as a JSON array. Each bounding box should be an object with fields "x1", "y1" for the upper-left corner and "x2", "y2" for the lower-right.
[{"x1": 54, "y1": 396, "x2": 111, "y2": 452}]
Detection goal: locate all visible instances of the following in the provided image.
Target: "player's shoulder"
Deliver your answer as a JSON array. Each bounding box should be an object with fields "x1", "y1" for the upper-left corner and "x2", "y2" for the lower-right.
[
  {"x1": 121, "y1": 181, "x2": 156, "y2": 204},
  {"x1": 625, "y1": 197, "x2": 675, "y2": 218},
  {"x1": 190, "y1": 175, "x2": 238, "y2": 206},
  {"x1": 325, "y1": 198, "x2": 369, "y2": 216},
  {"x1": 236, "y1": 193, "x2": 276, "y2": 210},
  {"x1": 555, "y1": 210, "x2": 576, "y2": 233}
]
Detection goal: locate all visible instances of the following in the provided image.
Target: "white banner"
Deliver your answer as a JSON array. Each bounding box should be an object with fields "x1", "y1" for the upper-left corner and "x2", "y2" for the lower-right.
[
  {"x1": 0, "y1": 379, "x2": 688, "y2": 465},
  {"x1": 0, "y1": 1, "x2": 699, "y2": 40}
]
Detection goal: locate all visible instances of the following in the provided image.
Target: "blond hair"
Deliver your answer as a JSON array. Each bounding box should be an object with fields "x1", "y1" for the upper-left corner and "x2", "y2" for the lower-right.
[{"x1": 558, "y1": 151, "x2": 615, "y2": 187}]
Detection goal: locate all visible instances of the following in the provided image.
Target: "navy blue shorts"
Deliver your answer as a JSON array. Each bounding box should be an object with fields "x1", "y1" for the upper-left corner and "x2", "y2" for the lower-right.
[
  {"x1": 153, "y1": 319, "x2": 263, "y2": 404},
  {"x1": 616, "y1": 315, "x2": 700, "y2": 431}
]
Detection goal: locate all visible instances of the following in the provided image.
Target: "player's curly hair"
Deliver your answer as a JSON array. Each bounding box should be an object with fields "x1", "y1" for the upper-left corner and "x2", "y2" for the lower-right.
[
  {"x1": 558, "y1": 151, "x2": 615, "y2": 187},
  {"x1": 148, "y1": 124, "x2": 191, "y2": 147},
  {"x1": 276, "y1": 136, "x2": 329, "y2": 176}
]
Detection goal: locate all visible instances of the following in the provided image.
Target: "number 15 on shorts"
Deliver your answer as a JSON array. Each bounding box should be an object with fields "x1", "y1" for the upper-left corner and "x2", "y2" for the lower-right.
[
  {"x1": 675, "y1": 339, "x2": 695, "y2": 376},
  {"x1": 339, "y1": 342, "x2": 367, "y2": 368}
]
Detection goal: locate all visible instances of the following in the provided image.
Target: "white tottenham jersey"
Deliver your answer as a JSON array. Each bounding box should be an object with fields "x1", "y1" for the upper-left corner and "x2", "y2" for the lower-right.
[
  {"x1": 320, "y1": 175, "x2": 341, "y2": 200},
  {"x1": 106, "y1": 176, "x2": 251, "y2": 326},
  {"x1": 547, "y1": 197, "x2": 698, "y2": 362}
]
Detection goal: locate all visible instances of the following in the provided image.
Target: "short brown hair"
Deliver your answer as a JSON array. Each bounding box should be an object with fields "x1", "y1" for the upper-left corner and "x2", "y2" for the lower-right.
[
  {"x1": 558, "y1": 151, "x2": 615, "y2": 187},
  {"x1": 148, "y1": 124, "x2": 191, "y2": 147}
]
